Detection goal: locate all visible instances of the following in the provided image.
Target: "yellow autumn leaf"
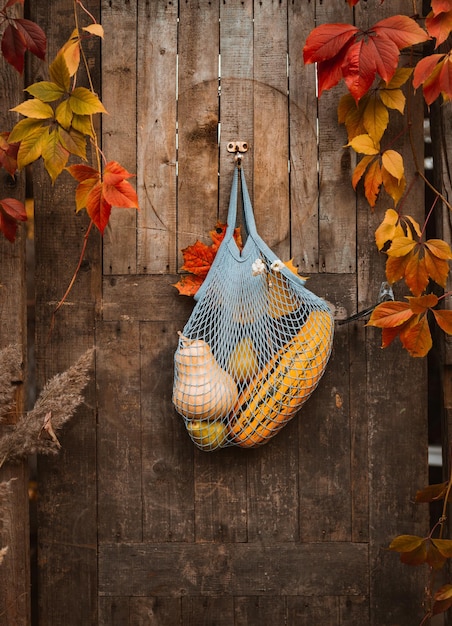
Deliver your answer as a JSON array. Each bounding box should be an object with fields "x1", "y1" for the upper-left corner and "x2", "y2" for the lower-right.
[
  {"x1": 338, "y1": 93, "x2": 365, "y2": 141},
  {"x1": 364, "y1": 159, "x2": 382, "y2": 207},
  {"x1": 16, "y1": 127, "x2": 47, "y2": 168},
  {"x1": 380, "y1": 88, "x2": 406, "y2": 114},
  {"x1": 82, "y1": 24, "x2": 104, "y2": 38},
  {"x1": 58, "y1": 30, "x2": 81, "y2": 77},
  {"x1": 352, "y1": 155, "x2": 374, "y2": 189},
  {"x1": 381, "y1": 167, "x2": 406, "y2": 206},
  {"x1": 348, "y1": 133, "x2": 380, "y2": 155},
  {"x1": 375, "y1": 208, "x2": 404, "y2": 250},
  {"x1": 41, "y1": 128, "x2": 70, "y2": 183},
  {"x1": 383, "y1": 67, "x2": 414, "y2": 90},
  {"x1": 404, "y1": 215, "x2": 422, "y2": 239},
  {"x1": 11, "y1": 99, "x2": 54, "y2": 120},
  {"x1": 382, "y1": 150, "x2": 404, "y2": 182},
  {"x1": 363, "y1": 95, "x2": 389, "y2": 143},
  {"x1": 387, "y1": 236, "x2": 417, "y2": 258}
]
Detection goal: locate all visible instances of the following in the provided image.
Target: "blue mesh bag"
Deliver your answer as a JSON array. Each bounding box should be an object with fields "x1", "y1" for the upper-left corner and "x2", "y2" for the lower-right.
[{"x1": 173, "y1": 165, "x2": 334, "y2": 450}]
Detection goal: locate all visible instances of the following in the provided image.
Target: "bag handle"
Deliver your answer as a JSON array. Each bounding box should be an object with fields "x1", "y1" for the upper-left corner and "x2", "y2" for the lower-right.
[{"x1": 223, "y1": 165, "x2": 258, "y2": 242}]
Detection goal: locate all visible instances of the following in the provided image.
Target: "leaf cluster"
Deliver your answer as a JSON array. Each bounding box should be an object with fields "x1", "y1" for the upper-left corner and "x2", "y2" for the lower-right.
[{"x1": 304, "y1": 0, "x2": 452, "y2": 358}]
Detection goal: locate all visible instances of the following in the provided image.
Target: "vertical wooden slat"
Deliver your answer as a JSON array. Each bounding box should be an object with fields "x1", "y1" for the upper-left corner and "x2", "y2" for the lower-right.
[
  {"x1": 136, "y1": 0, "x2": 178, "y2": 274},
  {"x1": 253, "y1": 0, "x2": 290, "y2": 261},
  {"x1": 96, "y1": 321, "x2": 142, "y2": 542},
  {"x1": 29, "y1": 2, "x2": 101, "y2": 624},
  {"x1": 234, "y1": 596, "x2": 287, "y2": 625},
  {"x1": 288, "y1": 0, "x2": 319, "y2": 273},
  {"x1": 316, "y1": 0, "x2": 357, "y2": 275},
  {"x1": 101, "y1": 0, "x2": 138, "y2": 275},
  {"x1": 177, "y1": 0, "x2": 220, "y2": 258},
  {"x1": 0, "y1": 4, "x2": 29, "y2": 622},
  {"x1": 219, "y1": 0, "x2": 254, "y2": 211}
]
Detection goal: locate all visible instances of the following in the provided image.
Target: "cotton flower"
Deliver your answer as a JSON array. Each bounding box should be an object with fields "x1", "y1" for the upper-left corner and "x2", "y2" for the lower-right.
[
  {"x1": 270, "y1": 259, "x2": 285, "y2": 272},
  {"x1": 252, "y1": 258, "x2": 266, "y2": 276}
]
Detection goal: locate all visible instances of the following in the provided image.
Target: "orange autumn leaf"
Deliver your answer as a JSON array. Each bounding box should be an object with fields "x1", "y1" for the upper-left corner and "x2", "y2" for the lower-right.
[
  {"x1": 432, "y1": 309, "x2": 452, "y2": 334},
  {"x1": 174, "y1": 222, "x2": 242, "y2": 296},
  {"x1": 400, "y1": 314, "x2": 432, "y2": 357},
  {"x1": 367, "y1": 300, "x2": 413, "y2": 327},
  {"x1": 375, "y1": 208, "x2": 404, "y2": 250}
]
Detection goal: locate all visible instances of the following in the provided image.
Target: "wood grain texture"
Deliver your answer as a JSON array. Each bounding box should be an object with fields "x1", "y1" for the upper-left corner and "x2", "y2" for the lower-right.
[
  {"x1": 137, "y1": 0, "x2": 178, "y2": 274},
  {"x1": 101, "y1": 0, "x2": 138, "y2": 275},
  {"x1": 288, "y1": 0, "x2": 319, "y2": 273},
  {"x1": 0, "y1": 5, "x2": 28, "y2": 624},
  {"x1": 99, "y1": 541, "x2": 369, "y2": 597}
]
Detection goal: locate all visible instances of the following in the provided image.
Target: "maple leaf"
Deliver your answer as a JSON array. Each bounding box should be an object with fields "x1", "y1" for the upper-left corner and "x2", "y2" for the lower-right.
[
  {"x1": 304, "y1": 16, "x2": 428, "y2": 102},
  {"x1": 66, "y1": 161, "x2": 139, "y2": 234},
  {"x1": 173, "y1": 222, "x2": 243, "y2": 296},
  {"x1": 0, "y1": 197, "x2": 27, "y2": 242}
]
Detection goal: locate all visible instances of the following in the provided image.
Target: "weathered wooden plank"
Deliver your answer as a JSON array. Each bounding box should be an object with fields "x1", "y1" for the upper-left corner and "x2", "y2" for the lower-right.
[
  {"x1": 140, "y1": 321, "x2": 195, "y2": 542},
  {"x1": 29, "y1": 1, "x2": 101, "y2": 623},
  {"x1": 177, "y1": 0, "x2": 220, "y2": 260},
  {"x1": 101, "y1": 0, "x2": 138, "y2": 274},
  {"x1": 288, "y1": 0, "x2": 319, "y2": 273},
  {"x1": 219, "y1": 0, "x2": 254, "y2": 211},
  {"x1": 130, "y1": 596, "x2": 181, "y2": 626},
  {"x1": 98, "y1": 597, "x2": 130, "y2": 626},
  {"x1": 102, "y1": 273, "x2": 343, "y2": 322},
  {"x1": 136, "y1": 0, "x2": 178, "y2": 274},
  {"x1": 316, "y1": 0, "x2": 357, "y2": 274},
  {"x1": 253, "y1": 0, "x2": 290, "y2": 260},
  {"x1": 297, "y1": 274, "x2": 354, "y2": 542},
  {"x1": 234, "y1": 595, "x2": 287, "y2": 625},
  {"x1": 0, "y1": 3, "x2": 29, "y2": 621},
  {"x1": 99, "y1": 541, "x2": 369, "y2": 597},
  {"x1": 181, "y1": 596, "x2": 234, "y2": 626},
  {"x1": 246, "y1": 421, "x2": 299, "y2": 542},
  {"x1": 287, "y1": 595, "x2": 369, "y2": 625},
  {"x1": 194, "y1": 446, "x2": 248, "y2": 543},
  {"x1": 102, "y1": 274, "x2": 195, "y2": 322},
  {"x1": 96, "y1": 321, "x2": 142, "y2": 542}
]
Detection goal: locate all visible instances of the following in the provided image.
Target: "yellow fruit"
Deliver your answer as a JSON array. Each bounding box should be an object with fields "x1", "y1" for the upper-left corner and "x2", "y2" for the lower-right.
[
  {"x1": 229, "y1": 310, "x2": 333, "y2": 447},
  {"x1": 227, "y1": 337, "x2": 259, "y2": 382},
  {"x1": 267, "y1": 259, "x2": 308, "y2": 319},
  {"x1": 186, "y1": 420, "x2": 229, "y2": 451}
]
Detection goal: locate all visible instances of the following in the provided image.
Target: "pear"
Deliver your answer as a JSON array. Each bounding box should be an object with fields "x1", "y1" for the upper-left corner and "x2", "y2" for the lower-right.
[
  {"x1": 227, "y1": 337, "x2": 259, "y2": 382},
  {"x1": 186, "y1": 420, "x2": 228, "y2": 451}
]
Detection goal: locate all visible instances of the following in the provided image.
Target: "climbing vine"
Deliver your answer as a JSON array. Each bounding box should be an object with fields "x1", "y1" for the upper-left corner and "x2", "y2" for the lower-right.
[{"x1": 304, "y1": 0, "x2": 452, "y2": 622}]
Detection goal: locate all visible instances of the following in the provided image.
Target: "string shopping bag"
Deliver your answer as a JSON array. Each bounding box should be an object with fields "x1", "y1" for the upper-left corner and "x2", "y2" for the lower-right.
[{"x1": 173, "y1": 165, "x2": 334, "y2": 450}]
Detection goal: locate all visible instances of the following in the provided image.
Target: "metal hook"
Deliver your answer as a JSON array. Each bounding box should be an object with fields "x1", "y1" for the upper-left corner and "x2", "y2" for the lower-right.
[{"x1": 227, "y1": 141, "x2": 248, "y2": 168}]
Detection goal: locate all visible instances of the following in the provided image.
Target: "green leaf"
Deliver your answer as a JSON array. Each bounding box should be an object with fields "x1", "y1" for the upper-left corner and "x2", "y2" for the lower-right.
[
  {"x1": 8, "y1": 118, "x2": 44, "y2": 143},
  {"x1": 25, "y1": 81, "x2": 65, "y2": 102},
  {"x1": 49, "y1": 53, "x2": 71, "y2": 91},
  {"x1": 68, "y1": 87, "x2": 107, "y2": 115},
  {"x1": 11, "y1": 99, "x2": 54, "y2": 120},
  {"x1": 41, "y1": 128, "x2": 69, "y2": 183}
]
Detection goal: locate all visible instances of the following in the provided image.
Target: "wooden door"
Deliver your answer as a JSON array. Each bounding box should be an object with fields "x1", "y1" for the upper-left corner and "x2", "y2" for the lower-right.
[{"x1": 28, "y1": 1, "x2": 429, "y2": 625}]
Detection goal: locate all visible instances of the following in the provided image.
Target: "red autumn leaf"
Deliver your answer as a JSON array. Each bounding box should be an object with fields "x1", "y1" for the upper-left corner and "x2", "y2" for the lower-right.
[
  {"x1": 84, "y1": 180, "x2": 112, "y2": 234},
  {"x1": 431, "y1": 0, "x2": 452, "y2": 13},
  {"x1": 381, "y1": 324, "x2": 406, "y2": 348},
  {"x1": 414, "y1": 52, "x2": 452, "y2": 104},
  {"x1": 304, "y1": 15, "x2": 428, "y2": 102},
  {"x1": 364, "y1": 158, "x2": 383, "y2": 207},
  {"x1": 102, "y1": 161, "x2": 138, "y2": 209},
  {"x1": 400, "y1": 314, "x2": 432, "y2": 357},
  {"x1": 432, "y1": 309, "x2": 452, "y2": 335},
  {"x1": 303, "y1": 23, "x2": 358, "y2": 65},
  {"x1": 1, "y1": 23, "x2": 27, "y2": 73},
  {"x1": 66, "y1": 163, "x2": 99, "y2": 183},
  {"x1": 347, "y1": 0, "x2": 361, "y2": 5},
  {"x1": 426, "y1": 10, "x2": 452, "y2": 47},
  {"x1": 14, "y1": 19, "x2": 46, "y2": 60},
  {"x1": 0, "y1": 197, "x2": 27, "y2": 242}
]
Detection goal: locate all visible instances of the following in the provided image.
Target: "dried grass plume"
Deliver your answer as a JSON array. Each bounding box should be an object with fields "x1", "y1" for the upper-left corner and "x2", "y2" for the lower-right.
[{"x1": 0, "y1": 345, "x2": 22, "y2": 423}]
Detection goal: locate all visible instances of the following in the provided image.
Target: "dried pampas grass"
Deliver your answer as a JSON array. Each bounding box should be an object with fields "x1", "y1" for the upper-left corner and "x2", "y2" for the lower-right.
[
  {"x1": 0, "y1": 348, "x2": 94, "y2": 468},
  {"x1": 0, "y1": 479, "x2": 14, "y2": 565},
  {"x1": 0, "y1": 345, "x2": 22, "y2": 423}
]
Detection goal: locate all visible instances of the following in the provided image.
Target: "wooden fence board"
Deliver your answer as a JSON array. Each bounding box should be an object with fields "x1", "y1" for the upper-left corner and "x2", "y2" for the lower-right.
[
  {"x1": 136, "y1": 0, "x2": 178, "y2": 274},
  {"x1": 96, "y1": 321, "x2": 142, "y2": 542},
  {"x1": 101, "y1": 0, "x2": 138, "y2": 275},
  {"x1": 99, "y1": 541, "x2": 369, "y2": 597}
]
